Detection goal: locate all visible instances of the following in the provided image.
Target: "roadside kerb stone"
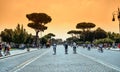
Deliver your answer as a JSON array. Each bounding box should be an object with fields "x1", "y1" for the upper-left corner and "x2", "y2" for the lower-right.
[{"x1": 0, "y1": 48, "x2": 38, "y2": 59}]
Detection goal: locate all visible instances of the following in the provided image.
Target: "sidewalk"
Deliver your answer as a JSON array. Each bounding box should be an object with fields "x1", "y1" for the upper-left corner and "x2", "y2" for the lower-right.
[
  {"x1": 103, "y1": 47, "x2": 120, "y2": 51},
  {"x1": 0, "y1": 48, "x2": 37, "y2": 59},
  {"x1": 110, "y1": 48, "x2": 120, "y2": 51}
]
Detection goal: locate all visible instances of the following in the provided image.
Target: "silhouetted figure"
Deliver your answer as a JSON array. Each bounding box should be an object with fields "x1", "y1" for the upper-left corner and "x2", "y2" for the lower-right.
[
  {"x1": 26, "y1": 44, "x2": 30, "y2": 52},
  {"x1": 64, "y1": 42, "x2": 68, "y2": 54},
  {"x1": 87, "y1": 44, "x2": 91, "y2": 51},
  {"x1": 98, "y1": 43, "x2": 103, "y2": 53},
  {"x1": 83, "y1": 44, "x2": 86, "y2": 48},
  {"x1": 0, "y1": 44, "x2": 3, "y2": 57},
  {"x1": 4, "y1": 43, "x2": 11, "y2": 56},
  {"x1": 73, "y1": 42, "x2": 77, "y2": 54},
  {"x1": 53, "y1": 43, "x2": 57, "y2": 55}
]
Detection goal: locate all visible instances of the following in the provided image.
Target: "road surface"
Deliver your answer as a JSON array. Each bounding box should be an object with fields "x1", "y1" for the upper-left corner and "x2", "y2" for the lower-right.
[{"x1": 0, "y1": 45, "x2": 120, "y2": 72}]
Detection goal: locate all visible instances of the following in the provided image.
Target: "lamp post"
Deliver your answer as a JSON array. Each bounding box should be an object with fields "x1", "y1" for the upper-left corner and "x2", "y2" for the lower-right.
[{"x1": 112, "y1": 8, "x2": 120, "y2": 33}]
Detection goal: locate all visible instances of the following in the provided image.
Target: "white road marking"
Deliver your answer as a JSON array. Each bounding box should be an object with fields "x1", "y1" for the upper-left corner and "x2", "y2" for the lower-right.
[
  {"x1": 12, "y1": 49, "x2": 51, "y2": 72},
  {"x1": 79, "y1": 52, "x2": 120, "y2": 72}
]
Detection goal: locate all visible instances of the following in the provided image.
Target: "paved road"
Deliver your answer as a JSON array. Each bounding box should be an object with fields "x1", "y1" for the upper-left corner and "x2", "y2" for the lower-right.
[
  {"x1": 77, "y1": 47, "x2": 120, "y2": 70},
  {"x1": 0, "y1": 45, "x2": 120, "y2": 72},
  {"x1": 0, "y1": 48, "x2": 48, "y2": 72}
]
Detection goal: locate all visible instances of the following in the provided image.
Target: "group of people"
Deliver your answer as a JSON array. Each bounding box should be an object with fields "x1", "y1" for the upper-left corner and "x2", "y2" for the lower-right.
[
  {"x1": 83, "y1": 43, "x2": 104, "y2": 53},
  {"x1": 0, "y1": 43, "x2": 11, "y2": 57},
  {"x1": 52, "y1": 42, "x2": 77, "y2": 55}
]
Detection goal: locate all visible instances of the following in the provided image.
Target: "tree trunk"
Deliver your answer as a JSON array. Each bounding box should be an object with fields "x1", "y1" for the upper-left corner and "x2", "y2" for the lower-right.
[{"x1": 35, "y1": 31, "x2": 39, "y2": 47}]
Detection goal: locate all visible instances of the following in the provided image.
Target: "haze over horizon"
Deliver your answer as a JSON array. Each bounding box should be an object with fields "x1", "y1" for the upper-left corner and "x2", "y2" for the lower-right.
[{"x1": 0, "y1": 0, "x2": 120, "y2": 40}]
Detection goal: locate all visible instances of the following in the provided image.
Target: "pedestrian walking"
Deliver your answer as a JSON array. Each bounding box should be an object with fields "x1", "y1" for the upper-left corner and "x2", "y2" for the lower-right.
[
  {"x1": 64, "y1": 42, "x2": 68, "y2": 54},
  {"x1": 83, "y1": 44, "x2": 86, "y2": 48},
  {"x1": 26, "y1": 44, "x2": 30, "y2": 52},
  {"x1": 53, "y1": 43, "x2": 57, "y2": 55},
  {"x1": 0, "y1": 43, "x2": 3, "y2": 57},
  {"x1": 73, "y1": 42, "x2": 77, "y2": 54},
  {"x1": 98, "y1": 43, "x2": 103, "y2": 53},
  {"x1": 87, "y1": 43, "x2": 91, "y2": 51},
  {"x1": 4, "y1": 43, "x2": 11, "y2": 56},
  {"x1": 4, "y1": 44, "x2": 7, "y2": 56}
]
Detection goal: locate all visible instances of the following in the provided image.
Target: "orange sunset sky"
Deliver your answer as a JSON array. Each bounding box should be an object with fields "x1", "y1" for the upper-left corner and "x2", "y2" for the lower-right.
[{"x1": 0, "y1": 0, "x2": 120, "y2": 40}]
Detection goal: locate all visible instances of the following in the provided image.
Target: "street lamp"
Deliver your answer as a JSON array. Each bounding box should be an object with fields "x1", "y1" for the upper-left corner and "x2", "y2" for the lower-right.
[{"x1": 112, "y1": 8, "x2": 120, "y2": 33}]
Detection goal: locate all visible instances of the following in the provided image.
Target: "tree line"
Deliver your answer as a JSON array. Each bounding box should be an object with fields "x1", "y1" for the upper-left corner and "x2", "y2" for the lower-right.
[
  {"x1": 0, "y1": 13, "x2": 55, "y2": 48},
  {"x1": 67, "y1": 22, "x2": 120, "y2": 44},
  {"x1": 0, "y1": 24, "x2": 55, "y2": 48}
]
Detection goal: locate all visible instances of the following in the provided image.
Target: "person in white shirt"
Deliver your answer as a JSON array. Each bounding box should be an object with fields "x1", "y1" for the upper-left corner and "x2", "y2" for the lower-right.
[
  {"x1": 53, "y1": 43, "x2": 57, "y2": 55},
  {"x1": 98, "y1": 43, "x2": 103, "y2": 53},
  {"x1": 73, "y1": 42, "x2": 77, "y2": 54},
  {"x1": 87, "y1": 44, "x2": 91, "y2": 51}
]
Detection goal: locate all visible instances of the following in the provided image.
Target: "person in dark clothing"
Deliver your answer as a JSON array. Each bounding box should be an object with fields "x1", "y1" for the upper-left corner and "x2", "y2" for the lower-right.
[
  {"x1": 4, "y1": 43, "x2": 11, "y2": 56},
  {"x1": 4, "y1": 45, "x2": 7, "y2": 56},
  {"x1": 0, "y1": 44, "x2": 3, "y2": 57},
  {"x1": 26, "y1": 44, "x2": 30, "y2": 52},
  {"x1": 64, "y1": 42, "x2": 68, "y2": 54}
]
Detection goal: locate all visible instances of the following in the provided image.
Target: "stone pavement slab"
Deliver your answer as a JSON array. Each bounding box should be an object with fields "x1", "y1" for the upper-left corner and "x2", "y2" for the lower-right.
[
  {"x1": 0, "y1": 48, "x2": 37, "y2": 59},
  {"x1": 15, "y1": 46, "x2": 119, "y2": 72}
]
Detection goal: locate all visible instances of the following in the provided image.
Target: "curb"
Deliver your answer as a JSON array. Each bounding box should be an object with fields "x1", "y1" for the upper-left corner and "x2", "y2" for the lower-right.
[
  {"x1": 0, "y1": 49, "x2": 38, "y2": 59},
  {"x1": 110, "y1": 49, "x2": 120, "y2": 51},
  {"x1": 105, "y1": 48, "x2": 120, "y2": 51}
]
